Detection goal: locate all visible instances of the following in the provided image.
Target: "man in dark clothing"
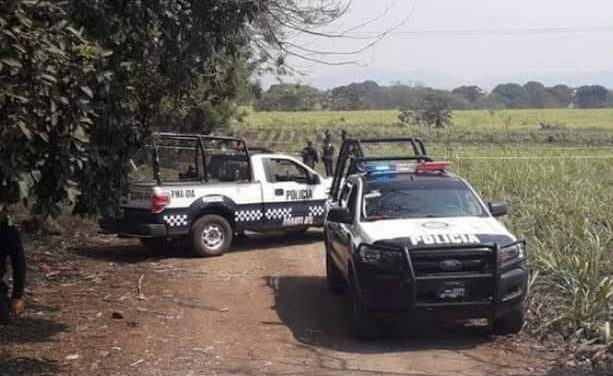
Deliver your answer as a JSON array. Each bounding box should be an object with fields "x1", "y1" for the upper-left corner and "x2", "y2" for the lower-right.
[
  {"x1": 322, "y1": 135, "x2": 335, "y2": 177},
  {"x1": 301, "y1": 140, "x2": 319, "y2": 169},
  {"x1": 0, "y1": 219, "x2": 26, "y2": 325}
]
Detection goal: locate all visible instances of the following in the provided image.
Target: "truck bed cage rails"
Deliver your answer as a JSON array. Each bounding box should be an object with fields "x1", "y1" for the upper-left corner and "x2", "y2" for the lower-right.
[
  {"x1": 150, "y1": 132, "x2": 252, "y2": 185},
  {"x1": 330, "y1": 137, "x2": 430, "y2": 199}
]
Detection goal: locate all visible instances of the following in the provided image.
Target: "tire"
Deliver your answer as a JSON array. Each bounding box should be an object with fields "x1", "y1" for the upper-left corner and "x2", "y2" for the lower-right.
[
  {"x1": 326, "y1": 248, "x2": 345, "y2": 295},
  {"x1": 348, "y1": 277, "x2": 383, "y2": 340},
  {"x1": 191, "y1": 215, "x2": 233, "y2": 257},
  {"x1": 493, "y1": 306, "x2": 525, "y2": 335}
]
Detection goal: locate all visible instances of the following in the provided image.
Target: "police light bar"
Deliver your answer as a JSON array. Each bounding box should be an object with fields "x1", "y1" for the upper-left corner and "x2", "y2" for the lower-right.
[
  {"x1": 365, "y1": 161, "x2": 411, "y2": 175},
  {"x1": 416, "y1": 161, "x2": 450, "y2": 173}
]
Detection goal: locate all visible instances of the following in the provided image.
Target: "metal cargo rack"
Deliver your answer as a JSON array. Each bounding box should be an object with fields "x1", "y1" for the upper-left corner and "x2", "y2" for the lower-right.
[{"x1": 330, "y1": 137, "x2": 431, "y2": 200}]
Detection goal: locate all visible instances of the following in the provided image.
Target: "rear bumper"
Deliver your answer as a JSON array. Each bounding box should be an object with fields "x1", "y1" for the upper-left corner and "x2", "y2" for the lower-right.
[{"x1": 99, "y1": 218, "x2": 168, "y2": 238}]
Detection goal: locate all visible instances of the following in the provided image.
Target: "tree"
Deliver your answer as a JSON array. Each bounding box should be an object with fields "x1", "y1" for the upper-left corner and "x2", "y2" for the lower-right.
[
  {"x1": 399, "y1": 95, "x2": 453, "y2": 129},
  {"x1": 524, "y1": 81, "x2": 547, "y2": 108},
  {"x1": 254, "y1": 84, "x2": 324, "y2": 111},
  {"x1": 0, "y1": 1, "x2": 109, "y2": 219},
  {"x1": 575, "y1": 85, "x2": 609, "y2": 108},
  {"x1": 489, "y1": 83, "x2": 530, "y2": 109},
  {"x1": 546, "y1": 85, "x2": 573, "y2": 108},
  {"x1": 451, "y1": 85, "x2": 485, "y2": 107}
]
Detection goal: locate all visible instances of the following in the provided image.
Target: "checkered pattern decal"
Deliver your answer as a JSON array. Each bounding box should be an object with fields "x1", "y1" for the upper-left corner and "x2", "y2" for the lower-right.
[
  {"x1": 265, "y1": 207, "x2": 293, "y2": 220},
  {"x1": 308, "y1": 206, "x2": 325, "y2": 217},
  {"x1": 235, "y1": 209, "x2": 263, "y2": 223},
  {"x1": 164, "y1": 214, "x2": 188, "y2": 227}
]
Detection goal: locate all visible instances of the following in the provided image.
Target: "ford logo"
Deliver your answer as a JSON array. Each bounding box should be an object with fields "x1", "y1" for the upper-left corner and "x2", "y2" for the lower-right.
[{"x1": 440, "y1": 259, "x2": 463, "y2": 271}]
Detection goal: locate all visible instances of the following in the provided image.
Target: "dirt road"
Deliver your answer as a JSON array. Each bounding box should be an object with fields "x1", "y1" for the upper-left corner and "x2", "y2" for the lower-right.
[{"x1": 1, "y1": 229, "x2": 581, "y2": 376}]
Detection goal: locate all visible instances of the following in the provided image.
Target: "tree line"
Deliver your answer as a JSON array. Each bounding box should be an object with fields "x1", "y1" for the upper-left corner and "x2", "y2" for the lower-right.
[{"x1": 253, "y1": 81, "x2": 613, "y2": 111}]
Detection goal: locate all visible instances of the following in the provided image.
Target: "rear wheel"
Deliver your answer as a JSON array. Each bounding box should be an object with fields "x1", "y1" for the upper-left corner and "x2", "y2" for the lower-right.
[
  {"x1": 191, "y1": 215, "x2": 233, "y2": 257},
  {"x1": 493, "y1": 306, "x2": 525, "y2": 335}
]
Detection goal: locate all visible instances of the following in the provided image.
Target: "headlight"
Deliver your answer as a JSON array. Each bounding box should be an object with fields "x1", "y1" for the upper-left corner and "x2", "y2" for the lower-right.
[
  {"x1": 499, "y1": 243, "x2": 526, "y2": 265},
  {"x1": 358, "y1": 245, "x2": 403, "y2": 268}
]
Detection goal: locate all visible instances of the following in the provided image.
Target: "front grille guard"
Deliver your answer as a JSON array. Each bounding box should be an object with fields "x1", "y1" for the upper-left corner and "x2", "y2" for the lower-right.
[{"x1": 399, "y1": 240, "x2": 526, "y2": 310}]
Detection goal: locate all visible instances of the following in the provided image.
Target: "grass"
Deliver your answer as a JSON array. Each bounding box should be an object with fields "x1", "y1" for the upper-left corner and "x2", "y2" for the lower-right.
[
  {"x1": 455, "y1": 154, "x2": 613, "y2": 342},
  {"x1": 235, "y1": 108, "x2": 613, "y2": 152},
  {"x1": 243, "y1": 108, "x2": 613, "y2": 131},
  {"x1": 233, "y1": 108, "x2": 613, "y2": 344}
]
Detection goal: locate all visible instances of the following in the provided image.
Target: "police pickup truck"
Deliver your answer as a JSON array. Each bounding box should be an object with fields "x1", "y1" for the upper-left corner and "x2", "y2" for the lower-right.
[
  {"x1": 100, "y1": 133, "x2": 330, "y2": 256},
  {"x1": 324, "y1": 138, "x2": 528, "y2": 339}
]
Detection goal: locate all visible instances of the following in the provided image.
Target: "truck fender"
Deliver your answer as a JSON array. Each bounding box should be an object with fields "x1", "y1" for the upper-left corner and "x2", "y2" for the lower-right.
[{"x1": 187, "y1": 195, "x2": 239, "y2": 229}]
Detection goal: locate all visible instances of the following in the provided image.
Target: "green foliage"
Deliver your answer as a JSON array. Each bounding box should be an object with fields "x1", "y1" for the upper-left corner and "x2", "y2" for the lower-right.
[
  {"x1": 254, "y1": 84, "x2": 324, "y2": 111},
  {"x1": 399, "y1": 95, "x2": 453, "y2": 128},
  {"x1": 0, "y1": 0, "x2": 109, "y2": 218},
  {"x1": 69, "y1": 0, "x2": 266, "y2": 216}
]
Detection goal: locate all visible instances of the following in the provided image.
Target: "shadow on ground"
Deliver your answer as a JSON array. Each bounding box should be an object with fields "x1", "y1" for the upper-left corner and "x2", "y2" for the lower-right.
[
  {"x1": 2, "y1": 317, "x2": 68, "y2": 345},
  {"x1": 74, "y1": 230, "x2": 324, "y2": 264},
  {"x1": 0, "y1": 357, "x2": 60, "y2": 376},
  {"x1": 1, "y1": 316, "x2": 67, "y2": 376},
  {"x1": 266, "y1": 275, "x2": 495, "y2": 355}
]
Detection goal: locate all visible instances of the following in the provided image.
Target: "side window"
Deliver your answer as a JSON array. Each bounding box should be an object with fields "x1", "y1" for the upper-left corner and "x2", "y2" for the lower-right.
[
  {"x1": 267, "y1": 159, "x2": 309, "y2": 183},
  {"x1": 339, "y1": 183, "x2": 353, "y2": 208}
]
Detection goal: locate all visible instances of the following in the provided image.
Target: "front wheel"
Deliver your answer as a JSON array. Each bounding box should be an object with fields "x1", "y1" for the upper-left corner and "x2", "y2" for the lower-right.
[
  {"x1": 348, "y1": 278, "x2": 383, "y2": 340},
  {"x1": 191, "y1": 215, "x2": 233, "y2": 257},
  {"x1": 493, "y1": 306, "x2": 525, "y2": 335}
]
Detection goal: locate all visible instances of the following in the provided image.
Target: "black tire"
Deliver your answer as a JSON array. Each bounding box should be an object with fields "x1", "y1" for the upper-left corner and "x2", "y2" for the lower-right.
[
  {"x1": 493, "y1": 306, "x2": 525, "y2": 335},
  {"x1": 348, "y1": 277, "x2": 383, "y2": 340},
  {"x1": 326, "y1": 248, "x2": 346, "y2": 295},
  {"x1": 191, "y1": 215, "x2": 233, "y2": 257}
]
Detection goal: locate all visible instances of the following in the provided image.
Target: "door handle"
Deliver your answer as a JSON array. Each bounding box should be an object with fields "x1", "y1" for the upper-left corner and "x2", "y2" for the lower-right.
[{"x1": 275, "y1": 188, "x2": 284, "y2": 196}]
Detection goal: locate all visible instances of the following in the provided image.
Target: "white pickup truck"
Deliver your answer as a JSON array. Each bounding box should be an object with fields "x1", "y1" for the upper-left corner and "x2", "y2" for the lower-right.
[{"x1": 100, "y1": 133, "x2": 330, "y2": 256}]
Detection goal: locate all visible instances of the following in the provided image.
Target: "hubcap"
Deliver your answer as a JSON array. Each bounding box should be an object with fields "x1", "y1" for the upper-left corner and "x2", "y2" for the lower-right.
[{"x1": 201, "y1": 224, "x2": 224, "y2": 250}]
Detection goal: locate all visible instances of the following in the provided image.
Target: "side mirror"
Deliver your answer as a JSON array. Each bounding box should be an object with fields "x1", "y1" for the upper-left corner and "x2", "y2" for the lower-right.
[
  {"x1": 488, "y1": 202, "x2": 508, "y2": 217},
  {"x1": 327, "y1": 207, "x2": 353, "y2": 224},
  {"x1": 307, "y1": 172, "x2": 321, "y2": 185}
]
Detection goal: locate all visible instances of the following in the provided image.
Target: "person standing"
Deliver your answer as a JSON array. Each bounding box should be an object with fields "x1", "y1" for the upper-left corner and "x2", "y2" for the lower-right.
[
  {"x1": 0, "y1": 216, "x2": 26, "y2": 325},
  {"x1": 301, "y1": 140, "x2": 319, "y2": 169},
  {"x1": 322, "y1": 134, "x2": 335, "y2": 177},
  {"x1": 341, "y1": 130, "x2": 348, "y2": 143}
]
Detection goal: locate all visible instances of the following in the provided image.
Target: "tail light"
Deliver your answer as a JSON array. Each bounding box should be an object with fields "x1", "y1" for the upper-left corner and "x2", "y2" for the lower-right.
[
  {"x1": 416, "y1": 161, "x2": 450, "y2": 173},
  {"x1": 151, "y1": 191, "x2": 170, "y2": 214}
]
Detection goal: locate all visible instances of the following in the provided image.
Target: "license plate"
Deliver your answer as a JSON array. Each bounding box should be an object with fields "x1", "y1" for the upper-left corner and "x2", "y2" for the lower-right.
[{"x1": 438, "y1": 282, "x2": 467, "y2": 299}]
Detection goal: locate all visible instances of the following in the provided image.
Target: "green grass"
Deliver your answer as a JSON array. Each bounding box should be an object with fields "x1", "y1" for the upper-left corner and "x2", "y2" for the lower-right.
[
  {"x1": 243, "y1": 108, "x2": 613, "y2": 131},
  {"x1": 235, "y1": 109, "x2": 613, "y2": 152},
  {"x1": 455, "y1": 153, "x2": 613, "y2": 341}
]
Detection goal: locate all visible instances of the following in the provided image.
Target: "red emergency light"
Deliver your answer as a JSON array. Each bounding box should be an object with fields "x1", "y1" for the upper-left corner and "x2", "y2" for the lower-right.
[{"x1": 416, "y1": 161, "x2": 451, "y2": 173}]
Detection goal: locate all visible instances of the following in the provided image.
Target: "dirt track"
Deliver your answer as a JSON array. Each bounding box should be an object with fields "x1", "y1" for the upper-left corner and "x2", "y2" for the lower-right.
[{"x1": 0, "y1": 229, "x2": 582, "y2": 376}]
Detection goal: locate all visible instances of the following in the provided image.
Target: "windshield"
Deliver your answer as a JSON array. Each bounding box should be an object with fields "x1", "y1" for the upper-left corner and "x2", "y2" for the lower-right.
[{"x1": 362, "y1": 179, "x2": 486, "y2": 220}]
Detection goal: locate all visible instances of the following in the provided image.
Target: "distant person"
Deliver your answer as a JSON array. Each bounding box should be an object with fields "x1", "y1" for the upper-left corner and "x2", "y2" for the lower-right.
[
  {"x1": 341, "y1": 130, "x2": 348, "y2": 143},
  {"x1": 301, "y1": 140, "x2": 319, "y2": 169},
  {"x1": 322, "y1": 135, "x2": 335, "y2": 177},
  {"x1": 0, "y1": 216, "x2": 26, "y2": 325}
]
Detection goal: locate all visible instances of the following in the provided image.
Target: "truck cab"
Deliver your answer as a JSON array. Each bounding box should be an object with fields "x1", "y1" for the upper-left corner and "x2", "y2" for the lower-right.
[{"x1": 100, "y1": 133, "x2": 330, "y2": 256}]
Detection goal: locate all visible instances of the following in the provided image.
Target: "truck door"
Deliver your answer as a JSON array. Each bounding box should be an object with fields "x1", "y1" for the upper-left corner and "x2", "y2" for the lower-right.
[{"x1": 261, "y1": 157, "x2": 326, "y2": 227}]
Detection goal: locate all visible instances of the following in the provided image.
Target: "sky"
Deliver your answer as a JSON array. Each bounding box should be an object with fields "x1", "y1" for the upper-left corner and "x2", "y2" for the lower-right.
[{"x1": 261, "y1": 0, "x2": 613, "y2": 90}]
